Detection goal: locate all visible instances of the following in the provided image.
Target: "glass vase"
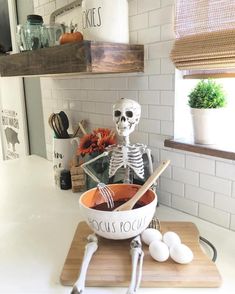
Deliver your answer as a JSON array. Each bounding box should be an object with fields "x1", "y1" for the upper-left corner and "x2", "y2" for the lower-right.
[{"x1": 85, "y1": 151, "x2": 110, "y2": 190}]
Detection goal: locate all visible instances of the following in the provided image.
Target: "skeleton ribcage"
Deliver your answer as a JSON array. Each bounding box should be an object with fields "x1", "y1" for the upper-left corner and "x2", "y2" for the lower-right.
[{"x1": 109, "y1": 145, "x2": 144, "y2": 179}]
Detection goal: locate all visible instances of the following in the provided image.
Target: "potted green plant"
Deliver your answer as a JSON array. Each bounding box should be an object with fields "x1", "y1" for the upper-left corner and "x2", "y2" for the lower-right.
[{"x1": 188, "y1": 79, "x2": 227, "y2": 144}]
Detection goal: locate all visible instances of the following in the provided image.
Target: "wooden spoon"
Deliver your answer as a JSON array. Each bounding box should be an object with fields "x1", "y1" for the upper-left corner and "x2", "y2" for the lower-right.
[{"x1": 114, "y1": 160, "x2": 170, "y2": 211}]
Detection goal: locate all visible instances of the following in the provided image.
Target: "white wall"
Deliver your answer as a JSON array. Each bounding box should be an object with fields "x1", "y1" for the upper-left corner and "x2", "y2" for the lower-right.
[{"x1": 34, "y1": 0, "x2": 235, "y2": 231}]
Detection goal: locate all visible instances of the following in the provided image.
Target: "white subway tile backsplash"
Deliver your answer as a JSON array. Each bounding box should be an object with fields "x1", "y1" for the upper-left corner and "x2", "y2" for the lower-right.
[
  {"x1": 199, "y1": 204, "x2": 230, "y2": 228},
  {"x1": 216, "y1": 161, "x2": 235, "y2": 181},
  {"x1": 157, "y1": 190, "x2": 172, "y2": 206},
  {"x1": 137, "y1": 0, "x2": 161, "y2": 13},
  {"x1": 69, "y1": 100, "x2": 82, "y2": 110},
  {"x1": 138, "y1": 27, "x2": 161, "y2": 44},
  {"x1": 140, "y1": 104, "x2": 148, "y2": 118},
  {"x1": 200, "y1": 174, "x2": 232, "y2": 196},
  {"x1": 160, "y1": 177, "x2": 184, "y2": 196},
  {"x1": 161, "y1": 149, "x2": 185, "y2": 168},
  {"x1": 160, "y1": 91, "x2": 174, "y2": 106},
  {"x1": 149, "y1": 105, "x2": 173, "y2": 120},
  {"x1": 130, "y1": 31, "x2": 138, "y2": 43},
  {"x1": 173, "y1": 167, "x2": 199, "y2": 186},
  {"x1": 149, "y1": 75, "x2": 173, "y2": 90},
  {"x1": 130, "y1": 131, "x2": 149, "y2": 145},
  {"x1": 56, "y1": 0, "x2": 66, "y2": 8},
  {"x1": 87, "y1": 90, "x2": 117, "y2": 102},
  {"x1": 41, "y1": 89, "x2": 52, "y2": 99},
  {"x1": 186, "y1": 155, "x2": 215, "y2": 175},
  {"x1": 52, "y1": 78, "x2": 80, "y2": 89},
  {"x1": 34, "y1": 0, "x2": 39, "y2": 8},
  {"x1": 128, "y1": 76, "x2": 149, "y2": 90},
  {"x1": 129, "y1": 0, "x2": 138, "y2": 16},
  {"x1": 145, "y1": 59, "x2": 161, "y2": 75},
  {"x1": 138, "y1": 118, "x2": 160, "y2": 134},
  {"x1": 149, "y1": 6, "x2": 174, "y2": 26},
  {"x1": 42, "y1": 98, "x2": 54, "y2": 109},
  {"x1": 40, "y1": 77, "x2": 53, "y2": 89},
  {"x1": 161, "y1": 23, "x2": 175, "y2": 41},
  {"x1": 172, "y1": 194, "x2": 198, "y2": 216},
  {"x1": 185, "y1": 184, "x2": 214, "y2": 206},
  {"x1": 88, "y1": 113, "x2": 104, "y2": 126},
  {"x1": 118, "y1": 91, "x2": 138, "y2": 100},
  {"x1": 230, "y1": 214, "x2": 235, "y2": 231},
  {"x1": 80, "y1": 79, "x2": 95, "y2": 89},
  {"x1": 161, "y1": 58, "x2": 175, "y2": 74},
  {"x1": 161, "y1": 0, "x2": 175, "y2": 7},
  {"x1": 129, "y1": 13, "x2": 149, "y2": 31},
  {"x1": 150, "y1": 147, "x2": 160, "y2": 164},
  {"x1": 100, "y1": 115, "x2": 114, "y2": 128},
  {"x1": 94, "y1": 77, "x2": 128, "y2": 90},
  {"x1": 232, "y1": 182, "x2": 235, "y2": 198},
  {"x1": 215, "y1": 193, "x2": 235, "y2": 214},
  {"x1": 63, "y1": 89, "x2": 87, "y2": 101},
  {"x1": 149, "y1": 134, "x2": 168, "y2": 149},
  {"x1": 139, "y1": 90, "x2": 160, "y2": 105},
  {"x1": 94, "y1": 102, "x2": 113, "y2": 115},
  {"x1": 34, "y1": 5, "x2": 44, "y2": 15},
  {"x1": 82, "y1": 101, "x2": 97, "y2": 113},
  {"x1": 160, "y1": 120, "x2": 174, "y2": 136},
  {"x1": 148, "y1": 41, "x2": 174, "y2": 59},
  {"x1": 60, "y1": 99, "x2": 69, "y2": 110},
  {"x1": 44, "y1": 1, "x2": 56, "y2": 14}
]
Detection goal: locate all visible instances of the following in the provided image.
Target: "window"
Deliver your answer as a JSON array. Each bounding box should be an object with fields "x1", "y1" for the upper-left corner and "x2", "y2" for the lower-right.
[
  {"x1": 171, "y1": 0, "x2": 235, "y2": 73},
  {"x1": 166, "y1": 0, "x2": 235, "y2": 159}
]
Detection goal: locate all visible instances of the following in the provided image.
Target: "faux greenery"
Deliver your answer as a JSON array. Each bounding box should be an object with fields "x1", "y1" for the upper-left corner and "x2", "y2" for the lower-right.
[{"x1": 188, "y1": 80, "x2": 227, "y2": 109}]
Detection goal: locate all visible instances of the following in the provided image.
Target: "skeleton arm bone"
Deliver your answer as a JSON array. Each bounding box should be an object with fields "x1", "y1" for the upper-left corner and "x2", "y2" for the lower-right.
[{"x1": 81, "y1": 151, "x2": 111, "y2": 183}]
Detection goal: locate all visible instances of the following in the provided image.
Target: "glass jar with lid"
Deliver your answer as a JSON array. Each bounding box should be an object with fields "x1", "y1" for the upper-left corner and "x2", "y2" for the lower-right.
[
  {"x1": 26, "y1": 14, "x2": 45, "y2": 50},
  {"x1": 17, "y1": 14, "x2": 47, "y2": 51}
]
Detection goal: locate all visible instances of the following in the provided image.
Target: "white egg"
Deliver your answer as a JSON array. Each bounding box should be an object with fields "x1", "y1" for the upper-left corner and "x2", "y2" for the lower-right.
[
  {"x1": 170, "y1": 243, "x2": 194, "y2": 264},
  {"x1": 141, "y1": 228, "x2": 162, "y2": 245},
  {"x1": 163, "y1": 231, "x2": 181, "y2": 248},
  {"x1": 149, "y1": 240, "x2": 170, "y2": 262}
]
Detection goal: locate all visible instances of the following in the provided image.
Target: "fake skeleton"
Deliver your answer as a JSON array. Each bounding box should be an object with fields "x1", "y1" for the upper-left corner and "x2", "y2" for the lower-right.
[{"x1": 81, "y1": 98, "x2": 154, "y2": 184}]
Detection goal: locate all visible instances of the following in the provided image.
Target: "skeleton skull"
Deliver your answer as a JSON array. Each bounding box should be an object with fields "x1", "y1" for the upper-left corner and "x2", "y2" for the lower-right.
[{"x1": 113, "y1": 98, "x2": 141, "y2": 136}]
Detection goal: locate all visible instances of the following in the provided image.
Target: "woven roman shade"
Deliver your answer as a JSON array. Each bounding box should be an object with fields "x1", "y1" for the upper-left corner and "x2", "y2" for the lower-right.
[{"x1": 171, "y1": 0, "x2": 235, "y2": 71}]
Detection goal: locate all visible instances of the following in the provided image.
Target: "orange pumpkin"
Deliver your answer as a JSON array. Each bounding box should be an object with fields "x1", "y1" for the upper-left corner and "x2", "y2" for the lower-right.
[{"x1": 59, "y1": 32, "x2": 83, "y2": 45}]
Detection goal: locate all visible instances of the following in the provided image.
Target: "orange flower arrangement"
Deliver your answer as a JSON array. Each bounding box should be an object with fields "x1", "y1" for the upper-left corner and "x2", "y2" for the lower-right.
[{"x1": 78, "y1": 128, "x2": 116, "y2": 157}]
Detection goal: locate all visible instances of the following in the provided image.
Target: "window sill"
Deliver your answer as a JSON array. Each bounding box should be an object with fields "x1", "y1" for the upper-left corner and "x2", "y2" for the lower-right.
[{"x1": 164, "y1": 138, "x2": 235, "y2": 161}]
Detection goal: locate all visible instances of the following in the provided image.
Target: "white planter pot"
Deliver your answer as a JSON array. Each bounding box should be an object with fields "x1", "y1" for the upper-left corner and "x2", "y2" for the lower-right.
[
  {"x1": 190, "y1": 108, "x2": 225, "y2": 145},
  {"x1": 82, "y1": 0, "x2": 129, "y2": 43}
]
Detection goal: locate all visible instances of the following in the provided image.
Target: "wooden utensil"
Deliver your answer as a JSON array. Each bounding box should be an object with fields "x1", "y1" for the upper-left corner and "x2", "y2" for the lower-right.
[
  {"x1": 73, "y1": 120, "x2": 87, "y2": 138},
  {"x1": 115, "y1": 160, "x2": 170, "y2": 211}
]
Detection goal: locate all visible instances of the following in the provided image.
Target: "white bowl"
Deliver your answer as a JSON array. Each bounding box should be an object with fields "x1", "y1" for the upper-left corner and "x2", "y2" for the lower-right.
[{"x1": 79, "y1": 184, "x2": 157, "y2": 240}]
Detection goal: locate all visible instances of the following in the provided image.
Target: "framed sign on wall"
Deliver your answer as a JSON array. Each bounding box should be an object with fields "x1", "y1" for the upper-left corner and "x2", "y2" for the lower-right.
[{"x1": 0, "y1": 0, "x2": 29, "y2": 160}]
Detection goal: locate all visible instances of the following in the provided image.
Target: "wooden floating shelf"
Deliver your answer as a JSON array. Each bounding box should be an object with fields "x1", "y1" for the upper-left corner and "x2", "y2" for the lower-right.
[
  {"x1": 0, "y1": 41, "x2": 144, "y2": 77},
  {"x1": 164, "y1": 138, "x2": 235, "y2": 160}
]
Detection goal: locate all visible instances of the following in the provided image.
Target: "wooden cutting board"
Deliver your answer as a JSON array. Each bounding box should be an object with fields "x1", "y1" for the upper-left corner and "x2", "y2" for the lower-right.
[{"x1": 60, "y1": 221, "x2": 222, "y2": 288}]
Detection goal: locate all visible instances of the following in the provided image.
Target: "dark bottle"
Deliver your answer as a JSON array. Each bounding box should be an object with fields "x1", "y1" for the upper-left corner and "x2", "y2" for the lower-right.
[{"x1": 60, "y1": 169, "x2": 72, "y2": 190}]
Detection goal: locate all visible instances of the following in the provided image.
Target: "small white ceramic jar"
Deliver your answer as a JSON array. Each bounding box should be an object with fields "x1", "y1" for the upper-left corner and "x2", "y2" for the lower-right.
[{"x1": 82, "y1": 0, "x2": 129, "y2": 43}]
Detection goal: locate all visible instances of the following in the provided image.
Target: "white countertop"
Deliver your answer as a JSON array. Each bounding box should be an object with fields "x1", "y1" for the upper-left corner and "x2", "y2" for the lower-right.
[{"x1": 0, "y1": 155, "x2": 235, "y2": 294}]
